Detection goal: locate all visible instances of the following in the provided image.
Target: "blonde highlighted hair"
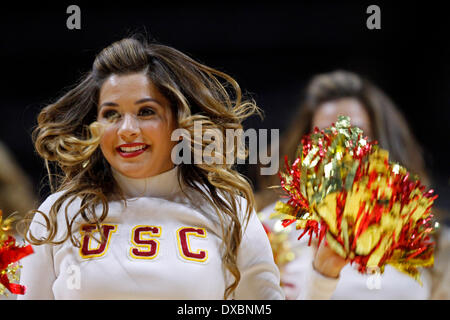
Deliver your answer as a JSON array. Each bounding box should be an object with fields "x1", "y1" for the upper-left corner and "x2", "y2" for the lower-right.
[{"x1": 21, "y1": 37, "x2": 261, "y2": 299}]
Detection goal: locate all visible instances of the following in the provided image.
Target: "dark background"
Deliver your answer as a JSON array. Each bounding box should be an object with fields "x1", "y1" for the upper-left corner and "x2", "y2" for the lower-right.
[{"x1": 1, "y1": 1, "x2": 449, "y2": 215}]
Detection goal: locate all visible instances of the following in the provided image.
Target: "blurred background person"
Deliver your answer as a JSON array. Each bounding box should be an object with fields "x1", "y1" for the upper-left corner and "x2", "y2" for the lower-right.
[
  {"x1": 0, "y1": 140, "x2": 37, "y2": 300},
  {"x1": 0, "y1": 140, "x2": 37, "y2": 222},
  {"x1": 256, "y1": 70, "x2": 450, "y2": 299}
]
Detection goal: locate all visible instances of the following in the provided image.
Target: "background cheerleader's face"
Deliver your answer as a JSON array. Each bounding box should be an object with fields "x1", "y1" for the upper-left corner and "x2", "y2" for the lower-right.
[
  {"x1": 97, "y1": 73, "x2": 178, "y2": 179},
  {"x1": 311, "y1": 97, "x2": 373, "y2": 139}
]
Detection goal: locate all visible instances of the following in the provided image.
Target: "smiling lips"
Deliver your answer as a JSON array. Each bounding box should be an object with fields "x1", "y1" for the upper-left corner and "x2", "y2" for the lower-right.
[{"x1": 116, "y1": 143, "x2": 149, "y2": 158}]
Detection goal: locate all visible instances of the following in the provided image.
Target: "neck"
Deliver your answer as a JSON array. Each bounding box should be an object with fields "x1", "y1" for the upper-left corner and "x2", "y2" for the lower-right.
[{"x1": 111, "y1": 165, "x2": 181, "y2": 198}]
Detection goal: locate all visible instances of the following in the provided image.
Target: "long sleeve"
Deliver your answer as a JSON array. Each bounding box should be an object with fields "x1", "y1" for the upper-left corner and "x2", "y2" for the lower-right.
[
  {"x1": 234, "y1": 205, "x2": 285, "y2": 299},
  {"x1": 276, "y1": 229, "x2": 339, "y2": 299},
  {"x1": 17, "y1": 195, "x2": 58, "y2": 300},
  {"x1": 294, "y1": 259, "x2": 340, "y2": 299}
]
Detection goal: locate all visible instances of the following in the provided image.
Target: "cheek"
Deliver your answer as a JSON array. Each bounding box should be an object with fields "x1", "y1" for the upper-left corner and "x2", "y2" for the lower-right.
[
  {"x1": 99, "y1": 128, "x2": 116, "y2": 155},
  {"x1": 363, "y1": 124, "x2": 373, "y2": 140},
  {"x1": 142, "y1": 122, "x2": 176, "y2": 157},
  {"x1": 141, "y1": 121, "x2": 173, "y2": 141}
]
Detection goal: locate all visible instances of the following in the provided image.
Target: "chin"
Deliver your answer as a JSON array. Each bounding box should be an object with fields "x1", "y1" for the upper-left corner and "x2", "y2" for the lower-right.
[
  {"x1": 121, "y1": 172, "x2": 145, "y2": 179},
  {"x1": 115, "y1": 164, "x2": 146, "y2": 179}
]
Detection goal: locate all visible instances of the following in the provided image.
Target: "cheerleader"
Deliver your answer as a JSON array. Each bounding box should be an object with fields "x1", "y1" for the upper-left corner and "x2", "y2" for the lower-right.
[
  {"x1": 17, "y1": 37, "x2": 285, "y2": 299},
  {"x1": 256, "y1": 70, "x2": 450, "y2": 299}
]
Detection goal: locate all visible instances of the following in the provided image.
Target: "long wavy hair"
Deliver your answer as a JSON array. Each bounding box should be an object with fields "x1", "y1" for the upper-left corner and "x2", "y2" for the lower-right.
[
  {"x1": 20, "y1": 37, "x2": 261, "y2": 299},
  {"x1": 255, "y1": 70, "x2": 430, "y2": 211}
]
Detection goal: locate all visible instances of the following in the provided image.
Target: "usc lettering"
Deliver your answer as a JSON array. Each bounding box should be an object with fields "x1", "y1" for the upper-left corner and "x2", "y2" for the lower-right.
[
  {"x1": 130, "y1": 225, "x2": 161, "y2": 259},
  {"x1": 79, "y1": 224, "x2": 208, "y2": 263}
]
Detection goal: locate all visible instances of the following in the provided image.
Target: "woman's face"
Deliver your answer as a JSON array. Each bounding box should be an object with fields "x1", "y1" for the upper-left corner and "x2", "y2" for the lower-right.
[
  {"x1": 311, "y1": 97, "x2": 373, "y2": 138},
  {"x1": 97, "y1": 73, "x2": 178, "y2": 179}
]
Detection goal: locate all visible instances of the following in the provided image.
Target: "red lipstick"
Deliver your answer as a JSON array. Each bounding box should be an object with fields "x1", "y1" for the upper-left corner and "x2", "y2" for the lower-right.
[{"x1": 116, "y1": 143, "x2": 149, "y2": 158}]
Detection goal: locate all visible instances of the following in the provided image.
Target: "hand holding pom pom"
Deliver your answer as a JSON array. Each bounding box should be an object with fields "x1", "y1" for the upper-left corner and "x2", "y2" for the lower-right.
[{"x1": 313, "y1": 239, "x2": 349, "y2": 278}]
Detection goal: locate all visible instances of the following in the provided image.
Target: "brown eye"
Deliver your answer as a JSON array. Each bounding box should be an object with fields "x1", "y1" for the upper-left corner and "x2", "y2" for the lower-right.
[
  {"x1": 101, "y1": 109, "x2": 120, "y2": 120},
  {"x1": 138, "y1": 107, "x2": 156, "y2": 117}
]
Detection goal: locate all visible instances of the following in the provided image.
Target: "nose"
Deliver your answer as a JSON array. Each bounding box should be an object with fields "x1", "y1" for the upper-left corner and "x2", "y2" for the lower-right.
[{"x1": 118, "y1": 113, "x2": 140, "y2": 141}]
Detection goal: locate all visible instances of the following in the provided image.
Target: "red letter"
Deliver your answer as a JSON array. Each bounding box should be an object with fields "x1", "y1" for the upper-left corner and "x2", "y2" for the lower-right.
[
  {"x1": 130, "y1": 226, "x2": 161, "y2": 259},
  {"x1": 79, "y1": 224, "x2": 117, "y2": 258},
  {"x1": 177, "y1": 227, "x2": 208, "y2": 262}
]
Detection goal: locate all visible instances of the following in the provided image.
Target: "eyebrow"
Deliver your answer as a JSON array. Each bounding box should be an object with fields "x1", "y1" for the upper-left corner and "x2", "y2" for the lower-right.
[{"x1": 99, "y1": 98, "x2": 163, "y2": 109}]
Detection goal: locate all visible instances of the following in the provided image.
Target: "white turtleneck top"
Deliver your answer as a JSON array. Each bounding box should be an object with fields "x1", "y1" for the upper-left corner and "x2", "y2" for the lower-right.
[{"x1": 18, "y1": 166, "x2": 284, "y2": 300}]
